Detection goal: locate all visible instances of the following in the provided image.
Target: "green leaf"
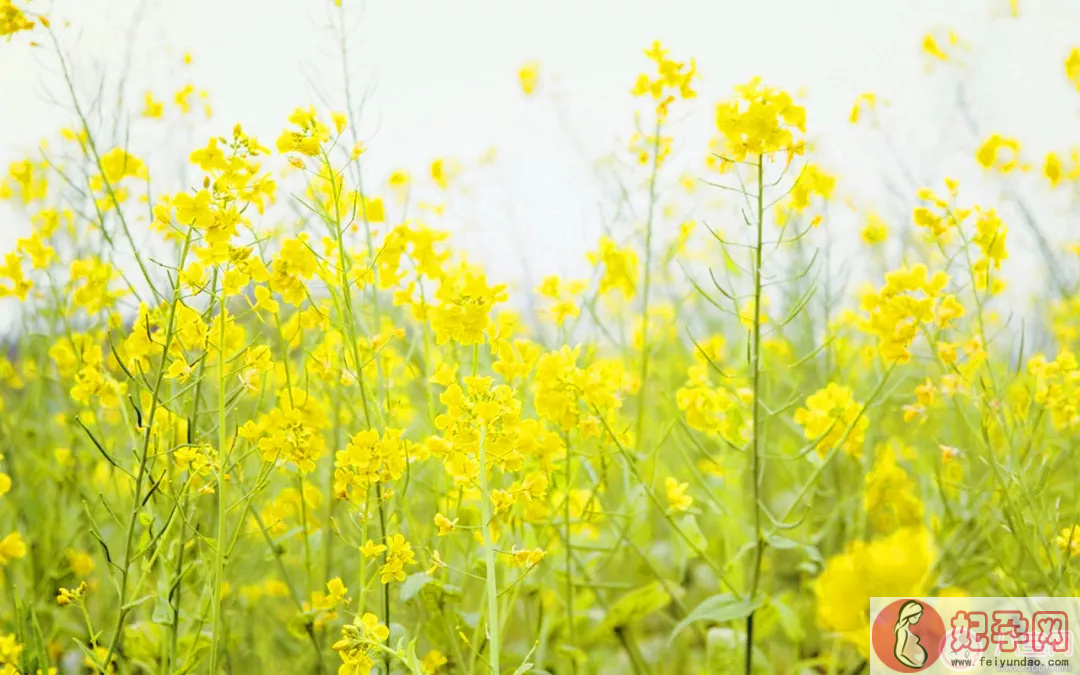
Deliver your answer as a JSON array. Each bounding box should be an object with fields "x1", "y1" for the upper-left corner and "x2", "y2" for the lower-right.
[
  {"x1": 766, "y1": 533, "x2": 823, "y2": 564},
  {"x1": 668, "y1": 593, "x2": 762, "y2": 644},
  {"x1": 399, "y1": 572, "x2": 434, "y2": 604},
  {"x1": 599, "y1": 581, "x2": 672, "y2": 632},
  {"x1": 151, "y1": 597, "x2": 173, "y2": 625}
]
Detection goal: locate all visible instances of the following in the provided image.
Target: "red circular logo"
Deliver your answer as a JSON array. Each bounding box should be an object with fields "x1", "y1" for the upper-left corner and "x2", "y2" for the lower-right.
[{"x1": 872, "y1": 599, "x2": 946, "y2": 671}]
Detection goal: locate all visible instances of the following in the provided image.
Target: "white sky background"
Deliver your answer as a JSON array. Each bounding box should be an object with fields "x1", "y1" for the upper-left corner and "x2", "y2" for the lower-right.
[{"x1": 0, "y1": 0, "x2": 1078, "y2": 322}]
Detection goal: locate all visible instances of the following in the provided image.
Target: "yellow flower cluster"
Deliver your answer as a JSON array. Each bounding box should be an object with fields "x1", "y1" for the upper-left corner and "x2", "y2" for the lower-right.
[
  {"x1": 333, "y1": 428, "x2": 409, "y2": 500},
  {"x1": 587, "y1": 236, "x2": 638, "y2": 299},
  {"x1": 912, "y1": 182, "x2": 1009, "y2": 294},
  {"x1": 664, "y1": 477, "x2": 693, "y2": 512},
  {"x1": 712, "y1": 77, "x2": 806, "y2": 166},
  {"x1": 921, "y1": 29, "x2": 964, "y2": 63},
  {"x1": 1043, "y1": 148, "x2": 1080, "y2": 187},
  {"x1": 0, "y1": 633, "x2": 23, "y2": 675},
  {"x1": 775, "y1": 162, "x2": 836, "y2": 226},
  {"x1": 630, "y1": 41, "x2": 696, "y2": 119},
  {"x1": 793, "y1": 383, "x2": 868, "y2": 458},
  {"x1": 1055, "y1": 525, "x2": 1080, "y2": 558},
  {"x1": 260, "y1": 485, "x2": 321, "y2": 536},
  {"x1": 975, "y1": 133, "x2": 1023, "y2": 172},
  {"x1": 675, "y1": 337, "x2": 749, "y2": 444},
  {"x1": 912, "y1": 180, "x2": 964, "y2": 240},
  {"x1": 1066, "y1": 47, "x2": 1080, "y2": 91},
  {"x1": 816, "y1": 526, "x2": 933, "y2": 654},
  {"x1": 241, "y1": 389, "x2": 329, "y2": 473},
  {"x1": 534, "y1": 345, "x2": 631, "y2": 436},
  {"x1": 158, "y1": 125, "x2": 275, "y2": 264},
  {"x1": 971, "y1": 207, "x2": 1008, "y2": 294},
  {"x1": 276, "y1": 107, "x2": 332, "y2": 156},
  {"x1": 0, "y1": 0, "x2": 39, "y2": 37},
  {"x1": 433, "y1": 376, "x2": 525, "y2": 481},
  {"x1": 52, "y1": 335, "x2": 127, "y2": 410},
  {"x1": 849, "y1": 92, "x2": 877, "y2": 125},
  {"x1": 56, "y1": 581, "x2": 89, "y2": 607},
  {"x1": 332, "y1": 612, "x2": 390, "y2": 675},
  {"x1": 371, "y1": 533, "x2": 416, "y2": 583},
  {"x1": 1028, "y1": 350, "x2": 1080, "y2": 430},
  {"x1": 0, "y1": 253, "x2": 30, "y2": 301},
  {"x1": 537, "y1": 276, "x2": 587, "y2": 325},
  {"x1": 430, "y1": 267, "x2": 507, "y2": 345},
  {"x1": 518, "y1": 61, "x2": 540, "y2": 96},
  {"x1": 859, "y1": 264, "x2": 963, "y2": 363},
  {"x1": 865, "y1": 445, "x2": 924, "y2": 532},
  {"x1": 70, "y1": 257, "x2": 127, "y2": 314},
  {"x1": 0, "y1": 159, "x2": 48, "y2": 204},
  {"x1": 0, "y1": 532, "x2": 25, "y2": 567}
]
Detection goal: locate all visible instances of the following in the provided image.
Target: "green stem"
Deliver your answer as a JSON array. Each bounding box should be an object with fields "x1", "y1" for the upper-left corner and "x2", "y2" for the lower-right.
[
  {"x1": 209, "y1": 270, "x2": 229, "y2": 673},
  {"x1": 634, "y1": 118, "x2": 663, "y2": 452},
  {"x1": 745, "y1": 154, "x2": 765, "y2": 675},
  {"x1": 478, "y1": 427, "x2": 500, "y2": 675},
  {"x1": 564, "y1": 432, "x2": 575, "y2": 672},
  {"x1": 376, "y1": 481, "x2": 391, "y2": 675},
  {"x1": 615, "y1": 626, "x2": 650, "y2": 675},
  {"x1": 299, "y1": 473, "x2": 314, "y2": 597}
]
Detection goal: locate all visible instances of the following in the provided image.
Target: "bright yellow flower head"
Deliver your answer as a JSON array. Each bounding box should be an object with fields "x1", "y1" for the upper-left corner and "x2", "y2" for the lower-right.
[
  {"x1": 849, "y1": 92, "x2": 877, "y2": 125},
  {"x1": 712, "y1": 77, "x2": 806, "y2": 166},
  {"x1": 793, "y1": 383, "x2": 868, "y2": 458},
  {"x1": 861, "y1": 212, "x2": 888, "y2": 245},
  {"x1": 664, "y1": 477, "x2": 693, "y2": 512},
  {"x1": 1065, "y1": 47, "x2": 1080, "y2": 91},
  {"x1": 142, "y1": 91, "x2": 164, "y2": 119},
  {"x1": 587, "y1": 236, "x2": 638, "y2": 299},
  {"x1": 378, "y1": 533, "x2": 416, "y2": 584},
  {"x1": 276, "y1": 107, "x2": 330, "y2": 156},
  {"x1": 430, "y1": 267, "x2": 507, "y2": 345},
  {"x1": 859, "y1": 263, "x2": 958, "y2": 363},
  {"x1": 0, "y1": 531, "x2": 26, "y2": 565},
  {"x1": 975, "y1": 133, "x2": 1023, "y2": 173},
  {"x1": 1055, "y1": 525, "x2": 1080, "y2": 558},
  {"x1": 434, "y1": 512, "x2": 457, "y2": 536},
  {"x1": 922, "y1": 29, "x2": 963, "y2": 64},
  {"x1": 518, "y1": 61, "x2": 540, "y2": 96},
  {"x1": 816, "y1": 527, "x2": 933, "y2": 655},
  {"x1": 0, "y1": 0, "x2": 41, "y2": 37},
  {"x1": 630, "y1": 41, "x2": 696, "y2": 119},
  {"x1": 865, "y1": 445, "x2": 924, "y2": 533},
  {"x1": 1028, "y1": 350, "x2": 1080, "y2": 430},
  {"x1": 334, "y1": 428, "x2": 408, "y2": 499}
]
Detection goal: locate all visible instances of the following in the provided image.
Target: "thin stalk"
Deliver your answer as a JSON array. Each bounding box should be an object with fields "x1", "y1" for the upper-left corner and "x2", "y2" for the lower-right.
[
  {"x1": 299, "y1": 474, "x2": 314, "y2": 597},
  {"x1": 564, "y1": 432, "x2": 575, "y2": 673},
  {"x1": 745, "y1": 154, "x2": 765, "y2": 675},
  {"x1": 376, "y1": 481, "x2": 390, "y2": 675},
  {"x1": 208, "y1": 272, "x2": 229, "y2": 673},
  {"x1": 478, "y1": 427, "x2": 500, "y2": 675},
  {"x1": 634, "y1": 118, "x2": 663, "y2": 452},
  {"x1": 614, "y1": 627, "x2": 650, "y2": 675}
]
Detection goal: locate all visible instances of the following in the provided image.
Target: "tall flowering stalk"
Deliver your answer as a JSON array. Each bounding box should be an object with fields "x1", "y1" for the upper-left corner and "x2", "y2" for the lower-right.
[
  {"x1": 709, "y1": 77, "x2": 805, "y2": 672},
  {"x1": 629, "y1": 42, "x2": 696, "y2": 453}
]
